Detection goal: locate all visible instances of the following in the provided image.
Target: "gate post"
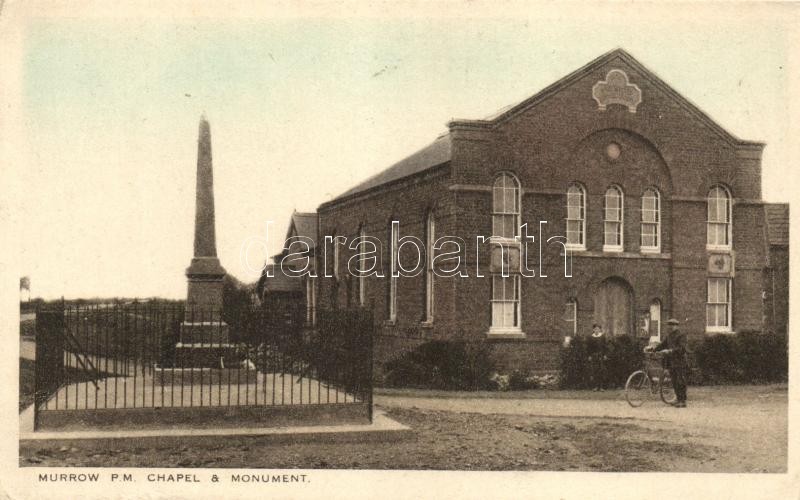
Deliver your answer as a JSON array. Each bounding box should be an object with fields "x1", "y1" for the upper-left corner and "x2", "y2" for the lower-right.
[{"x1": 34, "y1": 310, "x2": 65, "y2": 430}]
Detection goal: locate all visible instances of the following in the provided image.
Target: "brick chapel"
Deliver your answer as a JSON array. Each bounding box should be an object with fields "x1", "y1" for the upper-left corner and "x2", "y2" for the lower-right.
[{"x1": 269, "y1": 48, "x2": 789, "y2": 373}]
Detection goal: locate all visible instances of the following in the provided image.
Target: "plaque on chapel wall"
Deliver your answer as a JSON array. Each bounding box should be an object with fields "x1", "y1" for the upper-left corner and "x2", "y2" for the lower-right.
[
  {"x1": 592, "y1": 69, "x2": 642, "y2": 113},
  {"x1": 708, "y1": 252, "x2": 735, "y2": 277},
  {"x1": 490, "y1": 245, "x2": 521, "y2": 274}
]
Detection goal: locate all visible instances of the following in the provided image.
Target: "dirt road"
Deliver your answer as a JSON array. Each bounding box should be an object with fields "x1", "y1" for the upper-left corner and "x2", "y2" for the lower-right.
[
  {"x1": 20, "y1": 385, "x2": 786, "y2": 472},
  {"x1": 375, "y1": 384, "x2": 787, "y2": 472}
]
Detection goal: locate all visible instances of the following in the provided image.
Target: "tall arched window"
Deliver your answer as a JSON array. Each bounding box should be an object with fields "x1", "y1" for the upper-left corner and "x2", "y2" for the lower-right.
[
  {"x1": 641, "y1": 188, "x2": 660, "y2": 252},
  {"x1": 306, "y1": 277, "x2": 316, "y2": 325},
  {"x1": 603, "y1": 185, "x2": 624, "y2": 251},
  {"x1": 491, "y1": 173, "x2": 522, "y2": 333},
  {"x1": 424, "y1": 212, "x2": 435, "y2": 323},
  {"x1": 564, "y1": 298, "x2": 577, "y2": 338},
  {"x1": 332, "y1": 230, "x2": 340, "y2": 280},
  {"x1": 358, "y1": 225, "x2": 366, "y2": 306},
  {"x1": 707, "y1": 185, "x2": 732, "y2": 249},
  {"x1": 566, "y1": 184, "x2": 586, "y2": 249},
  {"x1": 492, "y1": 173, "x2": 520, "y2": 240},
  {"x1": 388, "y1": 220, "x2": 398, "y2": 322}
]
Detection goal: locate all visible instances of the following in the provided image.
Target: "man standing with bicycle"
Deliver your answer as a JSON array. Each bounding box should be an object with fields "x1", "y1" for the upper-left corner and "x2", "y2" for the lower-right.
[{"x1": 646, "y1": 318, "x2": 689, "y2": 407}]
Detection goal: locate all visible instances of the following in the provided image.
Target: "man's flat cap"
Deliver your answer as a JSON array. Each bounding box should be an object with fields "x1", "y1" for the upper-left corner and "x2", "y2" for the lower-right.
[{"x1": 666, "y1": 318, "x2": 680, "y2": 325}]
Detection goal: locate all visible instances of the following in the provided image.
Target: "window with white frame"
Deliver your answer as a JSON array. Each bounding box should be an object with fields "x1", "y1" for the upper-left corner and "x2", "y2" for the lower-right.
[
  {"x1": 388, "y1": 221, "x2": 398, "y2": 322},
  {"x1": 332, "y1": 232, "x2": 340, "y2": 280},
  {"x1": 424, "y1": 212, "x2": 435, "y2": 323},
  {"x1": 492, "y1": 173, "x2": 520, "y2": 240},
  {"x1": 649, "y1": 300, "x2": 661, "y2": 340},
  {"x1": 306, "y1": 277, "x2": 316, "y2": 325},
  {"x1": 604, "y1": 185, "x2": 624, "y2": 251},
  {"x1": 641, "y1": 188, "x2": 660, "y2": 252},
  {"x1": 491, "y1": 274, "x2": 521, "y2": 330},
  {"x1": 706, "y1": 278, "x2": 732, "y2": 332},
  {"x1": 358, "y1": 226, "x2": 366, "y2": 306},
  {"x1": 566, "y1": 184, "x2": 586, "y2": 249},
  {"x1": 707, "y1": 186, "x2": 732, "y2": 249},
  {"x1": 564, "y1": 298, "x2": 577, "y2": 337}
]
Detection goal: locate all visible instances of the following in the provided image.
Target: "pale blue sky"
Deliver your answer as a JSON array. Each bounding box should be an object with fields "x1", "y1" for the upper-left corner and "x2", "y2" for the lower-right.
[{"x1": 17, "y1": 11, "x2": 796, "y2": 299}]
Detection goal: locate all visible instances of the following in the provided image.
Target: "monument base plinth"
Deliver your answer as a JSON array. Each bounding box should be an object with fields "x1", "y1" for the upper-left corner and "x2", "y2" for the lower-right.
[{"x1": 179, "y1": 321, "x2": 230, "y2": 344}]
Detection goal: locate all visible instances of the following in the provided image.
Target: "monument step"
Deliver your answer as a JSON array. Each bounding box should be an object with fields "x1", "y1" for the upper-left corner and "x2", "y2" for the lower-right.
[
  {"x1": 174, "y1": 345, "x2": 243, "y2": 368},
  {"x1": 154, "y1": 366, "x2": 258, "y2": 385}
]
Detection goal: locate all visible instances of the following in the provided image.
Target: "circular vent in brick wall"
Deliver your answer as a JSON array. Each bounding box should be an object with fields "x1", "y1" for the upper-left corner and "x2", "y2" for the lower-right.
[{"x1": 606, "y1": 142, "x2": 621, "y2": 160}]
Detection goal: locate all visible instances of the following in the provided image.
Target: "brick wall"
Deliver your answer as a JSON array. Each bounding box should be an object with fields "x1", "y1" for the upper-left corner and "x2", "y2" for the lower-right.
[
  {"x1": 317, "y1": 167, "x2": 456, "y2": 367},
  {"x1": 769, "y1": 245, "x2": 789, "y2": 336}
]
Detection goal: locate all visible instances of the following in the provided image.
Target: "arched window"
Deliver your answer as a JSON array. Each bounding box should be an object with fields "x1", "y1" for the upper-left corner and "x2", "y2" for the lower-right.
[
  {"x1": 388, "y1": 220, "x2": 398, "y2": 322},
  {"x1": 707, "y1": 185, "x2": 732, "y2": 249},
  {"x1": 332, "y1": 230, "x2": 340, "y2": 280},
  {"x1": 490, "y1": 173, "x2": 522, "y2": 333},
  {"x1": 492, "y1": 173, "x2": 520, "y2": 240},
  {"x1": 641, "y1": 188, "x2": 660, "y2": 252},
  {"x1": 566, "y1": 184, "x2": 586, "y2": 249},
  {"x1": 424, "y1": 212, "x2": 435, "y2": 323},
  {"x1": 306, "y1": 277, "x2": 316, "y2": 326},
  {"x1": 564, "y1": 298, "x2": 577, "y2": 338},
  {"x1": 358, "y1": 225, "x2": 366, "y2": 306},
  {"x1": 604, "y1": 185, "x2": 624, "y2": 251}
]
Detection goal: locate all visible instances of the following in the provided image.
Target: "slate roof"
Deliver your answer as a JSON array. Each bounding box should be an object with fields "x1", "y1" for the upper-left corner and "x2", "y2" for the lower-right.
[
  {"x1": 261, "y1": 264, "x2": 303, "y2": 293},
  {"x1": 289, "y1": 212, "x2": 318, "y2": 247},
  {"x1": 271, "y1": 211, "x2": 319, "y2": 263},
  {"x1": 765, "y1": 203, "x2": 789, "y2": 246},
  {"x1": 326, "y1": 133, "x2": 452, "y2": 204}
]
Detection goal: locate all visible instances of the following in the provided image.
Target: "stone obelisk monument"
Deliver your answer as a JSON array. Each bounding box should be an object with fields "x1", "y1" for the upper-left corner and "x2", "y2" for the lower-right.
[{"x1": 181, "y1": 115, "x2": 229, "y2": 343}]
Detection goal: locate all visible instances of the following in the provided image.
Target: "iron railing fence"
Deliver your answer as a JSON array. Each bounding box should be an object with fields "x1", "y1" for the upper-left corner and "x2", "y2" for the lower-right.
[{"x1": 34, "y1": 303, "x2": 373, "y2": 416}]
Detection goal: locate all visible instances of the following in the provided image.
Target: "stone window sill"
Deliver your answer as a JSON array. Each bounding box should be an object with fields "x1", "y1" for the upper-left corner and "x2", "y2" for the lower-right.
[
  {"x1": 705, "y1": 328, "x2": 734, "y2": 335},
  {"x1": 564, "y1": 245, "x2": 586, "y2": 253},
  {"x1": 486, "y1": 329, "x2": 526, "y2": 340}
]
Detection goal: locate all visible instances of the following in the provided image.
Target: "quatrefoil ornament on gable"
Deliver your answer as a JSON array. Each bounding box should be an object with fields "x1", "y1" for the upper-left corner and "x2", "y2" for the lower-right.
[{"x1": 592, "y1": 69, "x2": 642, "y2": 113}]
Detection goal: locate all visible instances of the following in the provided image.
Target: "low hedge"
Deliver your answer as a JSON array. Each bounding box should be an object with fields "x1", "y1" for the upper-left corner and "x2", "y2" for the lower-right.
[
  {"x1": 382, "y1": 332, "x2": 787, "y2": 390},
  {"x1": 383, "y1": 340, "x2": 496, "y2": 390},
  {"x1": 560, "y1": 331, "x2": 787, "y2": 388},
  {"x1": 691, "y1": 331, "x2": 787, "y2": 384},
  {"x1": 559, "y1": 335, "x2": 647, "y2": 389}
]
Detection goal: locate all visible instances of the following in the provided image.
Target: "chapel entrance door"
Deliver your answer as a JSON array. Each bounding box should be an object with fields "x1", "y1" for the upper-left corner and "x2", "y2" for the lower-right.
[{"x1": 593, "y1": 277, "x2": 634, "y2": 336}]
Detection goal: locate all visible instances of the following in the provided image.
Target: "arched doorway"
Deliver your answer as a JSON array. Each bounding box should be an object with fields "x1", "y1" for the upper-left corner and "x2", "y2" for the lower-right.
[{"x1": 593, "y1": 277, "x2": 634, "y2": 336}]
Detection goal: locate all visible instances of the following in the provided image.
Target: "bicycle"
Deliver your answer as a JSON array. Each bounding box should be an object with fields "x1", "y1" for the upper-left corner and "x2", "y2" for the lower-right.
[{"x1": 624, "y1": 350, "x2": 678, "y2": 407}]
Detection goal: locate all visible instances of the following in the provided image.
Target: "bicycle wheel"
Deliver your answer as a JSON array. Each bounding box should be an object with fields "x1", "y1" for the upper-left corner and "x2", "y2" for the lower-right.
[
  {"x1": 659, "y1": 369, "x2": 678, "y2": 406},
  {"x1": 625, "y1": 370, "x2": 650, "y2": 407}
]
